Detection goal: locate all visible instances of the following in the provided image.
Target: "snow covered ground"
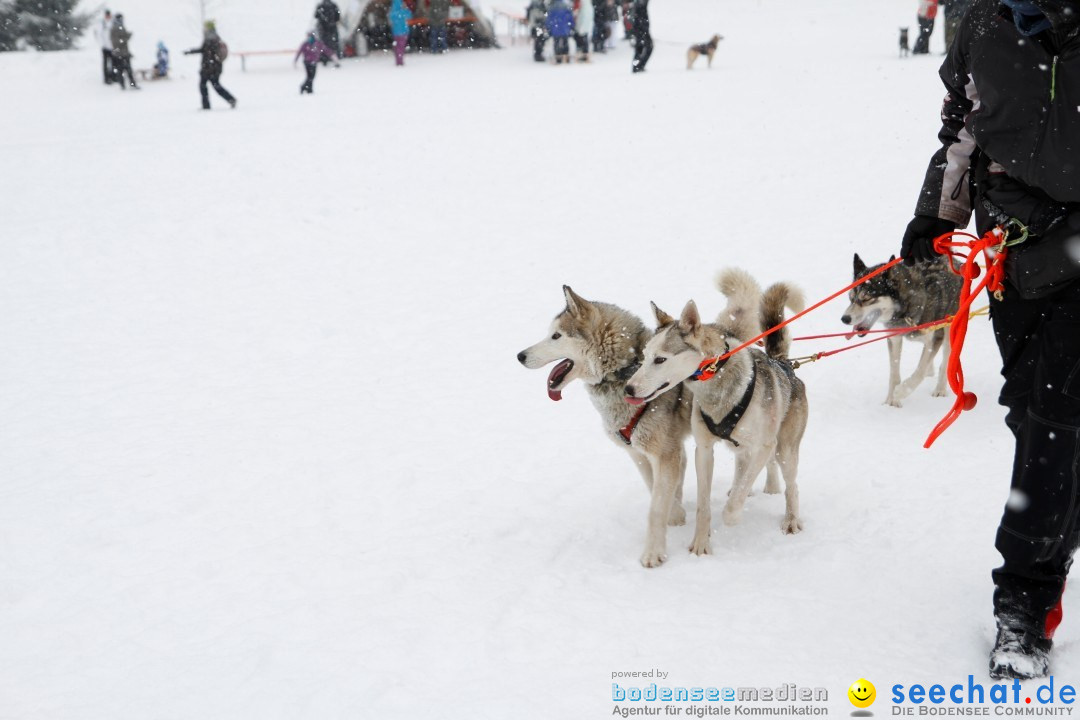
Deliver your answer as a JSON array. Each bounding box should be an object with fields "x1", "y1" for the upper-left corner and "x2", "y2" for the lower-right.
[{"x1": 0, "y1": 1, "x2": 1054, "y2": 718}]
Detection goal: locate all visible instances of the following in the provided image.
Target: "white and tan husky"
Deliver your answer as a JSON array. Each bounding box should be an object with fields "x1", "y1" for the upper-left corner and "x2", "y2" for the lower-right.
[{"x1": 624, "y1": 270, "x2": 809, "y2": 556}]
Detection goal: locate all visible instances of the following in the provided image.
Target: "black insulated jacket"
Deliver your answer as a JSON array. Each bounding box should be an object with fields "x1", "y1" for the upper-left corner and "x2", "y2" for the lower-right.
[{"x1": 917, "y1": 0, "x2": 1080, "y2": 226}]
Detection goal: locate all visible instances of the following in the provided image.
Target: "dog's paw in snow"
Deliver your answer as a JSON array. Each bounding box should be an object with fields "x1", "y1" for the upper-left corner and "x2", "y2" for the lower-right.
[
  {"x1": 688, "y1": 535, "x2": 712, "y2": 556},
  {"x1": 668, "y1": 504, "x2": 687, "y2": 526},
  {"x1": 932, "y1": 387, "x2": 949, "y2": 397},
  {"x1": 781, "y1": 515, "x2": 803, "y2": 534},
  {"x1": 885, "y1": 396, "x2": 903, "y2": 408},
  {"x1": 640, "y1": 549, "x2": 668, "y2": 568}
]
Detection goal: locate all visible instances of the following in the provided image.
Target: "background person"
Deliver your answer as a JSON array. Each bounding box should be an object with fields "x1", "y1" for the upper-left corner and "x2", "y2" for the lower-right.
[
  {"x1": 428, "y1": 0, "x2": 450, "y2": 53},
  {"x1": 527, "y1": 0, "x2": 548, "y2": 62},
  {"x1": 629, "y1": 0, "x2": 651, "y2": 72},
  {"x1": 184, "y1": 21, "x2": 236, "y2": 109},
  {"x1": 98, "y1": 9, "x2": 114, "y2": 84},
  {"x1": 109, "y1": 13, "x2": 138, "y2": 89},
  {"x1": 315, "y1": 0, "x2": 343, "y2": 58},
  {"x1": 154, "y1": 41, "x2": 169, "y2": 79},
  {"x1": 295, "y1": 32, "x2": 338, "y2": 94},
  {"x1": 573, "y1": 0, "x2": 592, "y2": 62},
  {"x1": 912, "y1": 0, "x2": 939, "y2": 54},
  {"x1": 546, "y1": 0, "x2": 573, "y2": 64},
  {"x1": 389, "y1": 0, "x2": 412, "y2": 66}
]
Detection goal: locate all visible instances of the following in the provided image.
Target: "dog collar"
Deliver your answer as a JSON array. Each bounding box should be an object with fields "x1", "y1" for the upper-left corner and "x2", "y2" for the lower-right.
[
  {"x1": 617, "y1": 402, "x2": 649, "y2": 445},
  {"x1": 690, "y1": 353, "x2": 729, "y2": 382},
  {"x1": 699, "y1": 363, "x2": 756, "y2": 447}
]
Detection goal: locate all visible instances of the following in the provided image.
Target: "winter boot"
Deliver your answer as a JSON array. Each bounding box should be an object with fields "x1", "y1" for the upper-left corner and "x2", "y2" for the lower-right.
[{"x1": 990, "y1": 623, "x2": 1052, "y2": 679}]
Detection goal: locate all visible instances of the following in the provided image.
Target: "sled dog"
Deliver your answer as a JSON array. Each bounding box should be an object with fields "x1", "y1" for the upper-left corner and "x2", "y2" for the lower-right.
[
  {"x1": 517, "y1": 286, "x2": 692, "y2": 568},
  {"x1": 687, "y1": 34, "x2": 723, "y2": 69},
  {"x1": 624, "y1": 270, "x2": 809, "y2": 556},
  {"x1": 841, "y1": 254, "x2": 961, "y2": 407},
  {"x1": 899, "y1": 27, "x2": 910, "y2": 57}
]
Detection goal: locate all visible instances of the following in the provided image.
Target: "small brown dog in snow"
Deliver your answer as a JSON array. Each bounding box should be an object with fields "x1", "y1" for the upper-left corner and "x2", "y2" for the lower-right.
[{"x1": 687, "y1": 34, "x2": 723, "y2": 69}]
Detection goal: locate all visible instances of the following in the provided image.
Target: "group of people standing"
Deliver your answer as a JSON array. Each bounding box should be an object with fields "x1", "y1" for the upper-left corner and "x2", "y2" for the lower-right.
[
  {"x1": 526, "y1": 0, "x2": 650, "y2": 71},
  {"x1": 97, "y1": 9, "x2": 164, "y2": 89},
  {"x1": 912, "y1": 0, "x2": 973, "y2": 54}
]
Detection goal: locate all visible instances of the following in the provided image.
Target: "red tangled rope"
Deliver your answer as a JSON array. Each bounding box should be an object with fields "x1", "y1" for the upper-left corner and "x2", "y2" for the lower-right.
[{"x1": 924, "y1": 228, "x2": 1010, "y2": 448}]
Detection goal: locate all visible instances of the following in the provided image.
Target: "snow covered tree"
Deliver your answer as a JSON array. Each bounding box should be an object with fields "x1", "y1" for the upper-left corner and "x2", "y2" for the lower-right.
[
  {"x1": 0, "y1": 1, "x2": 19, "y2": 51},
  {"x1": 3, "y1": 0, "x2": 89, "y2": 51}
]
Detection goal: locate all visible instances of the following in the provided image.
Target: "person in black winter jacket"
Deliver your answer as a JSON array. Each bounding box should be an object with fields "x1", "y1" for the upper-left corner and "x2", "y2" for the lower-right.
[
  {"x1": 184, "y1": 21, "x2": 236, "y2": 110},
  {"x1": 315, "y1": 0, "x2": 343, "y2": 59},
  {"x1": 900, "y1": 0, "x2": 1080, "y2": 680},
  {"x1": 629, "y1": 0, "x2": 651, "y2": 72}
]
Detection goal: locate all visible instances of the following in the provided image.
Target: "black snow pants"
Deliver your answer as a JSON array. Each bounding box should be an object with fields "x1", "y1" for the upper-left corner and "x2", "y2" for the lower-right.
[
  {"x1": 532, "y1": 27, "x2": 547, "y2": 61},
  {"x1": 102, "y1": 48, "x2": 114, "y2": 83},
  {"x1": 985, "y1": 203, "x2": 1080, "y2": 637},
  {"x1": 114, "y1": 55, "x2": 137, "y2": 89},
  {"x1": 200, "y1": 71, "x2": 235, "y2": 109},
  {"x1": 631, "y1": 24, "x2": 652, "y2": 71},
  {"x1": 301, "y1": 62, "x2": 317, "y2": 93}
]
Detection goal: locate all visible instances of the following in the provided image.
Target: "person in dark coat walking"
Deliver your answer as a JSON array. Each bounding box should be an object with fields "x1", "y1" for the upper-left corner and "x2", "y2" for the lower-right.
[
  {"x1": 629, "y1": 0, "x2": 651, "y2": 72},
  {"x1": 184, "y1": 21, "x2": 236, "y2": 110},
  {"x1": 295, "y1": 33, "x2": 339, "y2": 94},
  {"x1": 315, "y1": 0, "x2": 343, "y2": 59},
  {"x1": 900, "y1": 0, "x2": 1080, "y2": 680},
  {"x1": 109, "y1": 13, "x2": 139, "y2": 89}
]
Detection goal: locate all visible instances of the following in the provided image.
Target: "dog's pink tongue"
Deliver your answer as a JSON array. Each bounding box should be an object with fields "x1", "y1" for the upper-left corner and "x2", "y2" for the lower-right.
[
  {"x1": 547, "y1": 359, "x2": 573, "y2": 402},
  {"x1": 625, "y1": 397, "x2": 644, "y2": 406}
]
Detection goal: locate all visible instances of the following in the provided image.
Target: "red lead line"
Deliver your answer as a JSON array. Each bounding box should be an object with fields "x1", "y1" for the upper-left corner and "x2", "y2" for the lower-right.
[{"x1": 695, "y1": 257, "x2": 904, "y2": 375}]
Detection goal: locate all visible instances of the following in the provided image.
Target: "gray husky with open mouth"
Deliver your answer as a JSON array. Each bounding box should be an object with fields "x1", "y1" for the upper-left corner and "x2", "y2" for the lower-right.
[{"x1": 518, "y1": 286, "x2": 692, "y2": 568}]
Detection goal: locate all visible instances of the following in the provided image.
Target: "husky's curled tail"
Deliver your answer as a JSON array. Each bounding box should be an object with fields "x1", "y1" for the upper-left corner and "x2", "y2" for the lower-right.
[
  {"x1": 760, "y1": 282, "x2": 806, "y2": 360},
  {"x1": 714, "y1": 268, "x2": 763, "y2": 343}
]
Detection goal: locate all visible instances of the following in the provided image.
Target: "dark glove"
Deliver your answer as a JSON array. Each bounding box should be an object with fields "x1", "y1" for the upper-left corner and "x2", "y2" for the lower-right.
[{"x1": 900, "y1": 215, "x2": 957, "y2": 266}]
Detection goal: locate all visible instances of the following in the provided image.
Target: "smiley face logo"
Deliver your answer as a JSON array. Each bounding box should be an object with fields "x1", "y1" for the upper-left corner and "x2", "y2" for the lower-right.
[{"x1": 848, "y1": 679, "x2": 876, "y2": 709}]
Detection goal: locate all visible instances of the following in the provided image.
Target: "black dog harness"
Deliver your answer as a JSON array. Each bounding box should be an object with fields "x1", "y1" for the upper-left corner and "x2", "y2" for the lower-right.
[
  {"x1": 699, "y1": 363, "x2": 756, "y2": 447},
  {"x1": 691, "y1": 42, "x2": 714, "y2": 54}
]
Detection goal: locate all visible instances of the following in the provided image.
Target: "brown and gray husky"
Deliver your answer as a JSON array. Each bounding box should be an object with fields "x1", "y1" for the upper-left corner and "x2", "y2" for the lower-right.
[
  {"x1": 841, "y1": 254, "x2": 961, "y2": 407},
  {"x1": 517, "y1": 286, "x2": 692, "y2": 568},
  {"x1": 624, "y1": 269, "x2": 809, "y2": 556}
]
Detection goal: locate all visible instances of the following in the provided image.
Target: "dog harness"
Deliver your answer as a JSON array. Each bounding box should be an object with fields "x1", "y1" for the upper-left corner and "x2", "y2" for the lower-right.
[
  {"x1": 690, "y1": 42, "x2": 713, "y2": 54},
  {"x1": 617, "y1": 403, "x2": 649, "y2": 445},
  {"x1": 698, "y1": 363, "x2": 756, "y2": 447},
  {"x1": 609, "y1": 360, "x2": 648, "y2": 446}
]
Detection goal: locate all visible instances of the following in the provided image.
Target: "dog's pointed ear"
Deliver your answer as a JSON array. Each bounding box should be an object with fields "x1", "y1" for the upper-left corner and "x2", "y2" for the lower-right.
[
  {"x1": 889, "y1": 254, "x2": 897, "y2": 263},
  {"x1": 563, "y1": 285, "x2": 593, "y2": 317},
  {"x1": 853, "y1": 253, "x2": 867, "y2": 276},
  {"x1": 651, "y1": 301, "x2": 675, "y2": 328},
  {"x1": 678, "y1": 300, "x2": 701, "y2": 334}
]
